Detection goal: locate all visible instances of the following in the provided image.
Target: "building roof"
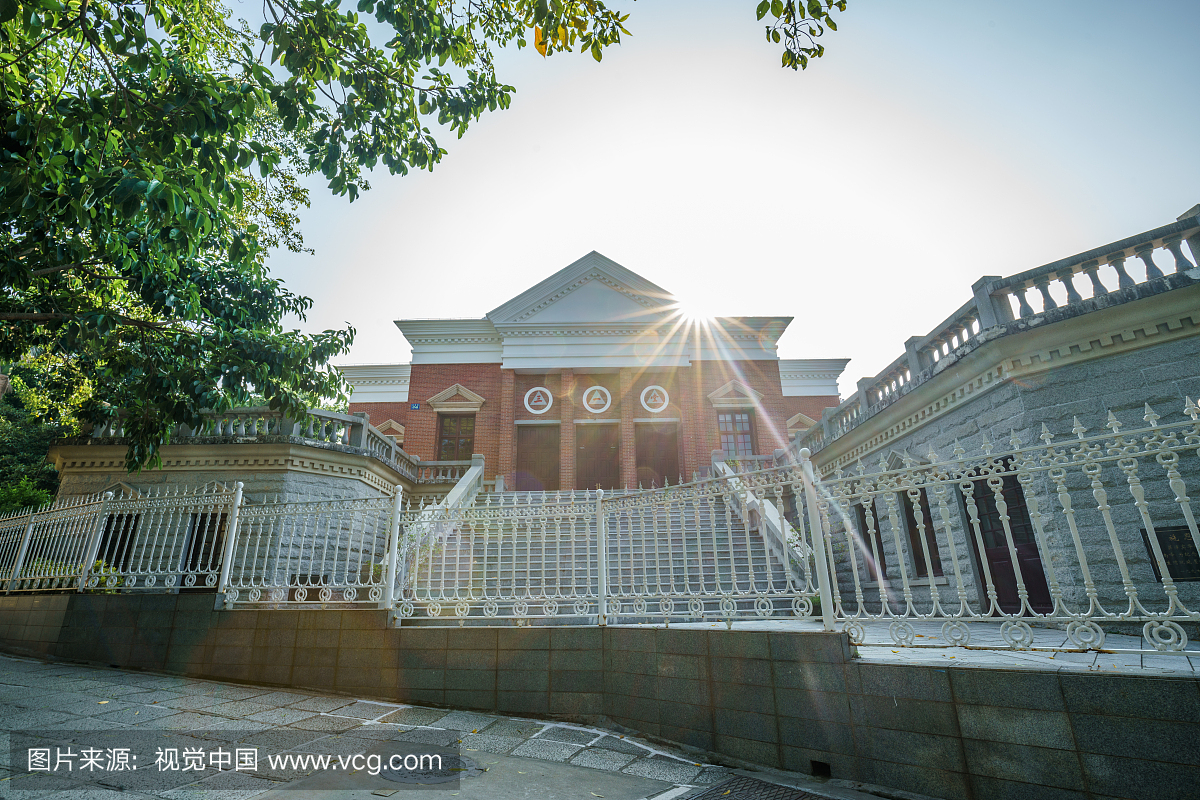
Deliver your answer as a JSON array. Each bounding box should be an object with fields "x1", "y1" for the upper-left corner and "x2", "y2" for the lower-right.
[{"x1": 395, "y1": 252, "x2": 795, "y2": 370}]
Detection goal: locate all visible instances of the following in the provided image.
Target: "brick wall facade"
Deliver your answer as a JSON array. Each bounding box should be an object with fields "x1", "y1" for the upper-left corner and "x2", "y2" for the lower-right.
[{"x1": 350, "y1": 360, "x2": 842, "y2": 489}]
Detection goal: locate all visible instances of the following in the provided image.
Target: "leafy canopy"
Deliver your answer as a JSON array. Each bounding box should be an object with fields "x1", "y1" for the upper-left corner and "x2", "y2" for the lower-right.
[{"x1": 1, "y1": 0, "x2": 844, "y2": 470}]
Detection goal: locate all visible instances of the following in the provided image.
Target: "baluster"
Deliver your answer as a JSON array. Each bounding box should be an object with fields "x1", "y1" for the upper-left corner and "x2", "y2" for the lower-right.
[
  {"x1": 1015, "y1": 286, "x2": 1035, "y2": 318},
  {"x1": 1058, "y1": 269, "x2": 1083, "y2": 305},
  {"x1": 1163, "y1": 237, "x2": 1196, "y2": 273},
  {"x1": 1136, "y1": 245, "x2": 1164, "y2": 280},
  {"x1": 1109, "y1": 254, "x2": 1135, "y2": 289},
  {"x1": 236, "y1": 414, "x2": 246, "y2": 436},
  {"x1": 1034, "y1": 277, "x2": 1057, "y2": 310},
  {"x1": 1081, "y1": 260, "x2": 1108, "y2": 297}
]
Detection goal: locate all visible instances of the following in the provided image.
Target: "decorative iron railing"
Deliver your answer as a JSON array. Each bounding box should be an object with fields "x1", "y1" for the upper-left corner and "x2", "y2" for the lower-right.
[
  {"x1": 786, "y1": 400, "x2": 1200, "y2": 653},
  {"x1": 0, "y1": 486, "x2": 238, "y2": 593},
  {"x1": 8, "y1": 402, "x2": 1200, "y2": 654}
]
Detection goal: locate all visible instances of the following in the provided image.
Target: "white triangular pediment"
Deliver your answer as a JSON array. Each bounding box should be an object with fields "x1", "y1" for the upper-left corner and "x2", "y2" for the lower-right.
[
  {"x1": 427, "y1": 383, "x2": 486, "y2": 412},
  {"x1": 708, "y1": 380, "x2": 764, "y2": 408},
  {"x1": 786, "y1": 411, "x2": 817, "y2": 433},
  {"x1": 521, "y1": 278, "x2": 659, "y2": 324},
  {"x1": 487, "y1": 251, "x2": 676, "y2": 326}
]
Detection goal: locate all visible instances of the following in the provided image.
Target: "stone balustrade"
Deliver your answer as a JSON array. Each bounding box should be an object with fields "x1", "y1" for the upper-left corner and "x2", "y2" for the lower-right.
[
  {"x1": 798, "y1": 208, "x2": 1200, "y2": 454},
  {"x1": 88, "y1": 407, "x2": 425, "y2": 484}
]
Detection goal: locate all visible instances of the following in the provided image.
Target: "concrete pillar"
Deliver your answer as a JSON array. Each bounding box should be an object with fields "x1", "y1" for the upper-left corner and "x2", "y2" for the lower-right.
[
  {"x1": 499, "y1": 369, "x2": 515, "y2": 489},
  {"x1": 619, "y1": 368, "x2": 636, "y2": 490},
  {"x1": 559, "y1": 369, "x2": 576, "y2": 491}
]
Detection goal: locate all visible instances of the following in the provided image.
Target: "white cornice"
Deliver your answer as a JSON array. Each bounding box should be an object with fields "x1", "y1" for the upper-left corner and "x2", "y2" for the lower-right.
[
  {"x1": 779, "y1": 357, "x2": 849, "y2": 397},
  {"x1": 340, "y1": 363, "x2": 411, "y2": 403}
]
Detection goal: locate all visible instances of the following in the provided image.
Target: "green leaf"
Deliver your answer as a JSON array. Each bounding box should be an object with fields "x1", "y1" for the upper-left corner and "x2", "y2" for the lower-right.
[{"x1": 756, "y1": 0, "x2": 769, "y2": 21}]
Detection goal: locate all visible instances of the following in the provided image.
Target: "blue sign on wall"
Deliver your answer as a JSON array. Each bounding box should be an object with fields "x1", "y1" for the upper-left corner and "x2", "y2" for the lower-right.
[{"x1": 410, "y1": 403, "x2": 421, "y2": 411}]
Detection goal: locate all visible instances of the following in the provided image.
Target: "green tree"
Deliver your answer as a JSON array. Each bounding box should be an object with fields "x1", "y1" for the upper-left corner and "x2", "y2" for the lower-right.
[{"x1": 1, "y1": 0, "x2": 845, "y2": 471}]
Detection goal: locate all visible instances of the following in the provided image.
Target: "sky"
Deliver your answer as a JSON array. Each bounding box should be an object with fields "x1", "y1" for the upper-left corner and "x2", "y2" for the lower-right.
[{"x1": 250, "y1": 0, "x2": 1200, "y2": 393}]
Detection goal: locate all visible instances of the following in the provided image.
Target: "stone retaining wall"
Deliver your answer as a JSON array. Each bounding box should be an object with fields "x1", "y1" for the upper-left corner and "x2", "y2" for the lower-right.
[{"x1": 1, "y1": 593, "x2": 1197, "y2": 800}]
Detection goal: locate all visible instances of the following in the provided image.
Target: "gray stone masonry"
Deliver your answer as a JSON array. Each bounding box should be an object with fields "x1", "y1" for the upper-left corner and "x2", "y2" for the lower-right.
[
  {"x1": 825, "y1": 333, "x2": 1200, "y2": 622},
  {"x1": 3, "y1": 593, "x2": 1200, "y2": 799}
]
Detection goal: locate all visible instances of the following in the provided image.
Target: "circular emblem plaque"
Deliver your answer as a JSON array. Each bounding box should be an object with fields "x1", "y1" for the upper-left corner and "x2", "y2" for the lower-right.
[
  {"x1": 581, "y1": 385, "x2": 612, "y2": 414},
  {"x1": 640, "y1": 385, "x2": 669, "y2": 413},
  {"x1": 524, "y1": 386, "x2": 553, "y2": 414}
]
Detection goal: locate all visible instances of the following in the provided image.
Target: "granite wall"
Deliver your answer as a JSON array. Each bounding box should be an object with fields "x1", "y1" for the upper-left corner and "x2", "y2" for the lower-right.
[{"x1": 1, "y1": 593, "x2": 1197, "y2": 800}]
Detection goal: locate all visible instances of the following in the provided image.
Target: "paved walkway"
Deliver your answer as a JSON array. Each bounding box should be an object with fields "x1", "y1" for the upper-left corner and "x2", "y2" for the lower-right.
[
  {"x1": 649, "y1": 618, "x2": 1200, "y2": 674},
  {"x1": 0, "y1": 654, "x2": 882, "y2": 800}
]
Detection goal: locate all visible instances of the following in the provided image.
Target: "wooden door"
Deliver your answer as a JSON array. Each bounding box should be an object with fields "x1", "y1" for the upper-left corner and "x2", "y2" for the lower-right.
[
  {"x1": 962, "y1": 471, "x2": 1052, "y2": 614},
  {"x1": 635, "y1": 424, "x2": 679, "y2": 488},
  {"x1": 576, "y1": 425, "x2": 620, "y2": 491},
  {"x1": 515, "y1": 426, "x2": 560, "y2": 491}
]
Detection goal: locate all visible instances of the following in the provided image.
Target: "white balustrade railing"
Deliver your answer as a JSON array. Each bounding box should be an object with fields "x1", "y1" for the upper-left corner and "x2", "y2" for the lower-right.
[
  {"x1": 799, "y1": 211, "x2": 1200, "y2": 455},
  {"x1": 88, "y1": 406, "x2": 423, "y2": 483}
]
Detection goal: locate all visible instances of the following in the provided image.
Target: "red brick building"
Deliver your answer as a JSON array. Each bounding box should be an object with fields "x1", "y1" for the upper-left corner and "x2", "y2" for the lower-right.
[{"x1": 343, "y1": 252, "x2": 847, "y2": 491}]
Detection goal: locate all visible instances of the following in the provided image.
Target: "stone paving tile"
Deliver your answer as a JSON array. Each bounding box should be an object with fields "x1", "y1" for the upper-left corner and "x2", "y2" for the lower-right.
[
  {"x1": 46, "y1": 715, "x2": 127, "y2": 731},
  {"x1": 394, "y1": 728, "x2": 461, "y2": 747},
  {"x1": 460, "y1": 732, "x2": 524, "y2": 754},
  {"x1": 193, "y1": 720, "x2": 274, "y2": 740},
  {"x1": 92, "y1": 684, "x2": 155, "y2": 698},
  {"x1": 159, "y1": 693, "x2": 227, "y2": 711},
  {"x1": 207, "y1": 701, "x2": 276, "y2": 719},
  {"x1": 340, "y1": 724, "x2": 409, "y2": 741},
  {"x1": 432, "y1": 710, "x2": 498, "y2": 732},
  {"x1": 325, "y1": 701, "x2": 397, "y2": 720},
  {"x1": 284, "y1": 696, "x2": 355, "y2": 713},
  {"x1": 695, "y1": 767, "x2": 735, "y2": 784},
  {"x1": 569, "y1": 747, "x2": 637, "y2": 771},
  {"x1": 95, "y1": 704, "x2": 179, "y2": 725},
  {"x1": 243, "y1": 708, "x2": 317, "y2": 726},
  {"x1": 480, "y1": 718, "x2": 547, "y2": 738},
  {"x1": 535, "y1": 725, "x2": 600, "y2": 745},
  {"x1": 245, "y1": 691, "x2": 312, "y2": 708},
  {"x1": 3, "y1": 709, "x2": 77, "y2": 728},
  {"x1": 133, "y1": 711, "x2": 229, "y2": 730},
  {"x1": 589, "y1": 735, "x2": 652, "y2": 756},
  {"x1": 511, "y1": 739, "x2": 582, "y2": 762},
  {"x1": 205, "y1": 686, "x2": 272, "y2": 701},
  {"x1": 160, "y1": 768, "x2": 283, "y2": 800},
  {"x1": 53, "y1": 698, "x2": 140, "y2": 717},
  {"x1": 239, "y1": 727, "x2": 328, "y2": 752},
  {"x1": 26, "y1": 785, "x2": 160, "y2": 800},
  {"x1": 377, "y1": 706, "x2": 448, "y2": 726},
  {"x1": 125, "y1": 690, "x2": 188, "y2": 705},
  {"x1": 288, "y1": 715, "x2": 363, "y2": 733},
  {"x1": 622, "y1": 757, "x2": 702, "y2": 784}
]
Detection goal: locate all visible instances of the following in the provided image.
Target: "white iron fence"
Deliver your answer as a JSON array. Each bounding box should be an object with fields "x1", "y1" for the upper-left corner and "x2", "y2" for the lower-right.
[
  {"x1": 788, "y1": 401, "x2": 1200, "y2": 653},
  {"x1": 5, "y1": 402, "x2": 1200, "y2": 654},
  {"x1": 0, "y1": 486, "x2": 239, "y2": 593}
]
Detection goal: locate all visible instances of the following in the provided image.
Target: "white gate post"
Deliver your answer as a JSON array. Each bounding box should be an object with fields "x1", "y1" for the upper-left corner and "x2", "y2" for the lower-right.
[
  {"x1": 383, "y1": 485, "x2": 404, "y2": 610},
  {"x1": 798, "y1": 449, "x2": 835, "y2": 631},
  {"x1": 5, "y1": 507, "x2": 39, "y2": 594},
  {"x1": 216, "y1": 482, "x2": 245, "y2": 605},
  {"x1": 596, "y1": 488, "x2": 608, "y2": 627},
  {"x1": 78, "y1": 492, "x2": 116, "y2": 591}
]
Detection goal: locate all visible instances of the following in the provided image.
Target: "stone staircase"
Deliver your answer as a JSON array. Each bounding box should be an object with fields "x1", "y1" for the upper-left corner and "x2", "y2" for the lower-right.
[{"x1": 401, "y1": 490, "x2": 795, "y2": 623}]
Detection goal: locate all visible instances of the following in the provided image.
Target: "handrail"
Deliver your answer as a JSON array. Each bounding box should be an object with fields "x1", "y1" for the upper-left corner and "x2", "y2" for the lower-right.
[
  {"x1": 712, "y1": 455, "x2": 806, "y2": 573},
  {"x1": 797, "y1": 211, "x2": 1200, "y2": 455},
  {"x1": 87, "y1": 406, "x2": 422, "y2": 482}
]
